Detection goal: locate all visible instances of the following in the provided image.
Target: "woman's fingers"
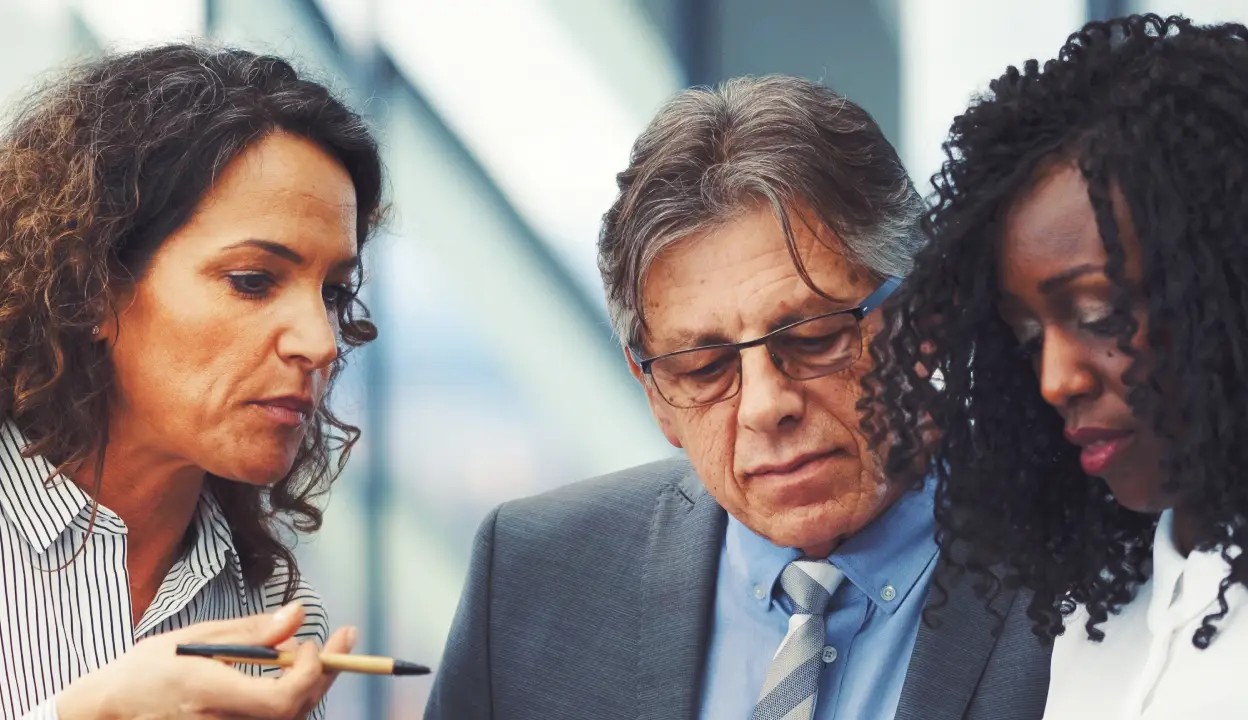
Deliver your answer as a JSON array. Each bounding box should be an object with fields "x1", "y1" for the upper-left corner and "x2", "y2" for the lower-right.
[
  {"x1": 204, "y1": 641, "x2": 324, "y2": 718},
  {"x1": 169, "y1": 612, "x2": 354, "y2": 718},
  {"x1": 323, "y1": 625, "x2": 358, "y2": 655},
  {"x1": 307, "y1": 626, "x2": 358, "y2": 700},
  {"x1": 170, "y1": 602, "x2": 306, "y2": 648}
]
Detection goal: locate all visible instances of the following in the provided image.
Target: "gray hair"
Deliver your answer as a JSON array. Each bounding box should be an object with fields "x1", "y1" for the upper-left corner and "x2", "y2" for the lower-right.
[{"x1": 598, "y1": 74, "x2": 924, "y2": 351}]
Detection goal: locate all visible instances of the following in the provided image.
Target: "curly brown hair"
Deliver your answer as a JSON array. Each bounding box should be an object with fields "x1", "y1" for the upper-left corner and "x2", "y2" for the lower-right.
[{"x1": 0, "y1": 43, "x2": 384, "y2": 598}]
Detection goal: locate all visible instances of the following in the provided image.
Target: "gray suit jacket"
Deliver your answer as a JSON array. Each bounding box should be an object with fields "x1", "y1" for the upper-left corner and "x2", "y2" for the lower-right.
[{"x1": 424, "y1": 457, "x2": 1051, "y2": 720}]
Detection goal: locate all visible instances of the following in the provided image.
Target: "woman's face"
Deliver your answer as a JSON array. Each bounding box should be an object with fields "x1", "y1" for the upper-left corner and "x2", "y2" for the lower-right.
[
  {"x1": 996, "y1": 162, "x2": 1170, "y2": 513},
  {"x1": 101, "y1": 132, "x2": 359, "y2": 485}
]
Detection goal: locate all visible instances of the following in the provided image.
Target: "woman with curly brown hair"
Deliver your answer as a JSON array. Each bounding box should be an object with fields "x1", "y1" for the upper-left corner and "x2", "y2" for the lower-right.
[
  {"x1": 0, "y1": 44, "x2": 383, "y2": 718},
  {"x1": 866, "y1": 14, "x2": 1248, "y2": 718}
]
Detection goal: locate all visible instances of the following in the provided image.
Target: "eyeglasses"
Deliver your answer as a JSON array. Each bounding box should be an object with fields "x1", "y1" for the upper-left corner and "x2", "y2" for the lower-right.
[{"x1": 632, "y1": 276, "x2": 902, "y2": 409}]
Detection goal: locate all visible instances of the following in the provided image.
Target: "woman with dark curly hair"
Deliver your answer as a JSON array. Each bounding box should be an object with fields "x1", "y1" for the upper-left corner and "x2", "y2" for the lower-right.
[
  {"x1": 865, "y1": 13, "x2": 1248, "y2": 717},
  {"x1": 0, "y1": 44, "x2": 382, "y2": 718}
]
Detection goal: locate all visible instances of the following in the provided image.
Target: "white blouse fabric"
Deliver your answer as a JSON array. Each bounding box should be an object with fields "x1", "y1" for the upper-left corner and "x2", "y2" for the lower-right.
[
  {"x1": 1044, "y1": 510, "x2": 1248, "y2": 719},
  {"x1": 0, "y1": 422, "x2": 328, "y2": 720}
]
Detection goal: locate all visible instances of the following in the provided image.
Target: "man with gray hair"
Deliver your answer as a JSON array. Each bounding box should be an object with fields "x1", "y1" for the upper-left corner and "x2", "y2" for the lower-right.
[{"x1": 425, "y1": 75, "x2": 1050, "y2": 720}]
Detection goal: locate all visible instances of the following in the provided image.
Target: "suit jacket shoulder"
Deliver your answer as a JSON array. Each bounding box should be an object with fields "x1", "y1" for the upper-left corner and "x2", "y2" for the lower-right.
[
  {"x1": 493, "y1": 454, "x2": 693, "y2": 548},
  {"x1": 425, "y1": 454, "x2": 720, "y2": 720}
]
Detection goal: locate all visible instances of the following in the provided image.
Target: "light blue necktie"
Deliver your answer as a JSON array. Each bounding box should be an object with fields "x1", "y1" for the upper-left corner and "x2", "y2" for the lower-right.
[{"x1": 752, "y1": 559, "x2": 844, "y2": 720}]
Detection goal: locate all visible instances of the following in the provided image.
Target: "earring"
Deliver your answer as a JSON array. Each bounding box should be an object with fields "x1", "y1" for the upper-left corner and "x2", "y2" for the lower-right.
[{"x1": 91, "y1": 325, "x2": 100, "y2": 336}]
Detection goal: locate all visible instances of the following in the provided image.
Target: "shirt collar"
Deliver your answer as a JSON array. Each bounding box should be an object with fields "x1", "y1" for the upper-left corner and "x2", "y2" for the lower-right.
[
  {"x1": 133, "y1": 490, "x2": 248, "y2": 637},
  {"x1": 189, "y1": 487, "x2": 249, "y2": 602},
  {"x1": 0, "y1": 421, "x2": 93, "y2": 554},
  {"x1": 726, "y1": 475, "x2": 937, "y2": 615},
  {"x1": 726, "y1": 512, "x2": 798, "y2": 610},
  {"x1": 0, "y1": 420, "x2": 246, "y2": 599},
  {"x1": 834, "y1": 476, "x2": 938, "y2": 613},
  {"x1": 1147, "y1": 509, "x2": 1240, "y2": 632}
]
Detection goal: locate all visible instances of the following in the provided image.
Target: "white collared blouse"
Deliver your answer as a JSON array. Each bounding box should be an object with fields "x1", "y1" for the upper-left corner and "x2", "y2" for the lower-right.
[
  {"x1": 0, "y1": 422, "x2": 328, "y2": 719},
  {"x1": 1044, "y1": 510, "x2": 1248, "y2": 718}
]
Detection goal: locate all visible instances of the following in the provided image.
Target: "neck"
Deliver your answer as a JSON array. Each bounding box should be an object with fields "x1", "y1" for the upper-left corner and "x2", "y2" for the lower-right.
[
  {"x1": 800, "y1": 480, "x2": 906, "y2": 559},
  {"x1": 1171, "y1": 504, "x2": 1199, "y2": 557},
  {"x1": 801, "y1": 539, "x2": 839, "y2": 558},
  {"x1": 71, "y1": 425, "x2": 205, "y2": 623},
  {"x1": 73, "y1": 441, "x2": 204, "y2": 545}
]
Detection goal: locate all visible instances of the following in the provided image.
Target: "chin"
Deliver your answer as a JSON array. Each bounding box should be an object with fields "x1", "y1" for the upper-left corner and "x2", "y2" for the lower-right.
[
  {"x1": 741, "y1": 478, "x2": 889, "y2": 550},
  {"x1": 210, "y1": 449, "x2": 299, "y2": 486},
  {"x1": 1102, "y1": 475, "x2": 1165, "y2": 514},
  {"x1": 1107, "y1": 492, "x2": 1163, "y2": 514},
  {"x1": 757, "y1": 504, "x2": 855, "y2": 554}
]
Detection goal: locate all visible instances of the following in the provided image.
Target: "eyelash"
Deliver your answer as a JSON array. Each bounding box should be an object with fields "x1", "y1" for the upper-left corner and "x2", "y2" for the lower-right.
[
  {"x1": 226, "y1": 272, "x2": 354, "y2": 310},
  {"x1": 227, "y1": 272, "x2": 274, "y2": 299},
  {"x1": 1014, "y1": 314, "x2": 1127, "y2": 360},
  {"x1": 1081, "y1": 315, "x2": 1126, "y2": 337}
]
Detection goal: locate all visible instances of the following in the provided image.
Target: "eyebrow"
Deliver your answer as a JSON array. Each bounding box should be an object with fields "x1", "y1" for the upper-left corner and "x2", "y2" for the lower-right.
[
  {"x1": 223, "y1": 238, "x2": 358, "y2": 273},
  {"x1": 1038, "y1": 264, "x2": 1102, "y2": 294}
]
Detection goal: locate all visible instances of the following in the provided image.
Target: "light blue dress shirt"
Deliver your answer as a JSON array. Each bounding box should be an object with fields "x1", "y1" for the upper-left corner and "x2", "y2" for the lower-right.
[{"x1": 698, "y1": 479, "x2": 938, "y2": 719}]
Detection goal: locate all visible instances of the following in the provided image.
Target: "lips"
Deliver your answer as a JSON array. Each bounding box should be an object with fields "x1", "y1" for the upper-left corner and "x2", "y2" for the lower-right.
[
  {"x1": 744, "y1": 450, "x2": 845, "y2": 478},
  {"x1": 1064, "y1": 427, "x2": 1134, "y2": 476},
  {"x1": 250, "y1": 396, "x2": 315, "y2": 427}
]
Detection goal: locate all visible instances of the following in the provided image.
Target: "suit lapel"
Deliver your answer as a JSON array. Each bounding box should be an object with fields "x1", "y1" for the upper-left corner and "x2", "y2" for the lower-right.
[
  {"x1": 895, "y1": 555, "x2": 1020, "y2": 720},
  {"x1": 637, "y1": 468, "x2": 726, "y2": 720}
]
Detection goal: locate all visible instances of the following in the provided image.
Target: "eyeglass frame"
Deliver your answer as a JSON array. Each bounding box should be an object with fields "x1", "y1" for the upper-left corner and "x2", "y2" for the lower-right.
[{"x1": 629, "y1": 275, "x2": 903, "y2": 408}]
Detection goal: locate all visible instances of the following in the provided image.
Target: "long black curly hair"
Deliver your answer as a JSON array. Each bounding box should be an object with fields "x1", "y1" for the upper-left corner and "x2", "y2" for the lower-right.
[{"x1": 862, "y1": 13, "x2": 1248, "y2": 649}]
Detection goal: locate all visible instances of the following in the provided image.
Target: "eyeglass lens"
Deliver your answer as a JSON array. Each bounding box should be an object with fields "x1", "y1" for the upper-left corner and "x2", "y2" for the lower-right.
[{"x1": 648, "y1": 312, "x2": 862, "y2": 408}]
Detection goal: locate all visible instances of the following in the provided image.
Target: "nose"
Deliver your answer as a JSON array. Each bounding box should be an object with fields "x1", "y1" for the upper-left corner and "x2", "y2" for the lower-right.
[
  {"x1": 276, "y1": 291, "x2": 339, "y2": 372},
  {"x1": 1037, "y1": 326, "x2": 1098, "y2": 411},
  {"x1": 736, "y1": 345, "x2": 805, "y2": 432}
]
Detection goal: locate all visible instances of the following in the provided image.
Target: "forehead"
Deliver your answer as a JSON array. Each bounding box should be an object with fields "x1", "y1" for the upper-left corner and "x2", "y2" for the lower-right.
[
  {"x1": 182, "y1": 132, "x2": 358, "y2": 256},
  {"x1": 999, "y1": 164, "x2": 1105, "y2": 285},
  {"x1": 640, "y1": 205, "x2": 874, "y2": 347}
]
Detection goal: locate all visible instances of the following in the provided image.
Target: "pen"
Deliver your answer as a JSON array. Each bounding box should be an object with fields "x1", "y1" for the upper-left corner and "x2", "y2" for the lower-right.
[{"x1": 176, "y1": 644, "x2": 430, "y2": 676}]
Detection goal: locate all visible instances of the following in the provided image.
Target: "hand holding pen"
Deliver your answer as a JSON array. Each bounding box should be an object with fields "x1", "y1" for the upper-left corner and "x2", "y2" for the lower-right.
[
  {"x1": 55, "y1": 603, "x2": 358, "y2": 720},
  {"x1": 176, "y1": 642, "x2": 429, "y2": 676}
]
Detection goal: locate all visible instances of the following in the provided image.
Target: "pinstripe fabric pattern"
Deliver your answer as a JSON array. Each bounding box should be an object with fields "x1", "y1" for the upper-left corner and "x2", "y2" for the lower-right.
[
  {"x1": 0, "y1": 423, "x2": 327, "y2": 720},
  {"x1": 753, "y1": 559, "x2": 844, "y2": 720}
]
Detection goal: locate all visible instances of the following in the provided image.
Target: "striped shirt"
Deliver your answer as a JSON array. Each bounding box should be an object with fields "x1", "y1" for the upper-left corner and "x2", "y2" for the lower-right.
[{"x1": 0, "y1": 422, "x2": 328, "y2": 719}]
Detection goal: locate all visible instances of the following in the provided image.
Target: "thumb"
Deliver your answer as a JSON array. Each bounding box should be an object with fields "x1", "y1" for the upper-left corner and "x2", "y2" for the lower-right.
[{"x1": 174, "y1": 602, "x2": 306, "y2": 647}]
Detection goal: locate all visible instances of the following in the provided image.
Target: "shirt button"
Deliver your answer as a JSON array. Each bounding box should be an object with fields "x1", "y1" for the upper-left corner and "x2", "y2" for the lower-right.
[
  {"x1": 753, "y1": 585, "x2": 766, "y2": 601},
  {"x1": 881, "y1": 585, "x2": 897, "y2": 602},
  {"x1": 822, "y1": 646, "x2": 838, "y2": 663}
]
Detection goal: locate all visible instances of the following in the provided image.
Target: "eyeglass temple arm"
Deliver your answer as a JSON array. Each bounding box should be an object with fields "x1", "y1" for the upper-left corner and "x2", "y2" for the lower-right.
[
  {"x1": 860, "y1": 276, "x2": 903, "y2": 316},
  {"x1": 626, "y1": 346, "x2": 652, "y2": 372}
]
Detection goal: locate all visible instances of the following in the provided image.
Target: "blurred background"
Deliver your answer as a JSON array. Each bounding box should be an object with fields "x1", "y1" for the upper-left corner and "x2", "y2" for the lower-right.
[{"x1": 0, "y1": 0, "x2": 1239, "y2": 715}]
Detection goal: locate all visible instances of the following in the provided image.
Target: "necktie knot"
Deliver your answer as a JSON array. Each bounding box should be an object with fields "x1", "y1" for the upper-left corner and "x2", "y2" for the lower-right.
[{"x1": 779, "y1": 558, "x2": 842, "y2": 616}]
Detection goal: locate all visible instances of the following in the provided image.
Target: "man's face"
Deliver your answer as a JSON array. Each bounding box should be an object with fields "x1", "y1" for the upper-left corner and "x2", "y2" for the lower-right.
[{"x1": 631, "y1": 205, "x2": 892, "y2": 555}]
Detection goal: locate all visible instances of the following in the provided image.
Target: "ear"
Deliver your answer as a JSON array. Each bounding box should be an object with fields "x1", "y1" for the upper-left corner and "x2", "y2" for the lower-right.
[
  {"x1": 92, "y1": 311, "x2": 116, "y2": 345},
  {"x1": 92, "y1": 287, "x2": 135, "y2": 345},
  {"x1": 623, "y1": 346, "x2": 683, "y2": 449}
]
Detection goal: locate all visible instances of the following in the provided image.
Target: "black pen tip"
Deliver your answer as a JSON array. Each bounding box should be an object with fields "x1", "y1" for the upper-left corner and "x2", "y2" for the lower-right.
[{"x1": 393, "y1": 660, "x2": 431, "y2": 676}]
